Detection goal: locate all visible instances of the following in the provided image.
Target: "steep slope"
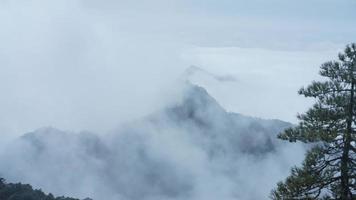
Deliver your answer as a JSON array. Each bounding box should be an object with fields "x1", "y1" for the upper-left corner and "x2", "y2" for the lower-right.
[{"x1": 0, "y1": 83, "x2": 303, "y2": 200}]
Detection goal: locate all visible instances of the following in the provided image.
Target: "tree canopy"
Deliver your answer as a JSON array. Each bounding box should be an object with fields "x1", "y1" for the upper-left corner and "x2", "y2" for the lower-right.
[
  {"x1": 271, "y1": 43, "x2": 356, "y2": 199},
  {"x1": 0, "y1": 178, "x2": 91, "y2": 200}
]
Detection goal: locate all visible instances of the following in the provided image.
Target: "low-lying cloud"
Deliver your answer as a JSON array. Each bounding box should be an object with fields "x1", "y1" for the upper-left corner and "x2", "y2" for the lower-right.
[
  {"x1": 0, "y1": 1, "x2": 353, "y2": 199},
  {"x1": 0, "y1": 83, "x2": 306, "y2": 200}
]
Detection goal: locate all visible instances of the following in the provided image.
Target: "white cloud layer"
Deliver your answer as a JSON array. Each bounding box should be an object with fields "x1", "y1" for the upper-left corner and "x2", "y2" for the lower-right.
[{"x1": 0, "y1": 0, "x2": 355, "y2": 137}]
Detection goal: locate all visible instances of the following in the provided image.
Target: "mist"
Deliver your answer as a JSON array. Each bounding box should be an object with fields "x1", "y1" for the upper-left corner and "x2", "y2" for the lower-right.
[
  {"x1": 0, "y1": 83, "x2": 307, "y2": 200},
  {"x1": 0, "y1": 0, "x2": 355, "y2": 200}
]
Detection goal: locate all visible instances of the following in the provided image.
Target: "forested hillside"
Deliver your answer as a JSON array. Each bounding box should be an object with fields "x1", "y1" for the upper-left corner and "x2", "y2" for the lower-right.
[{"x1": 0, "y1": 178, "x2": 92, "y2": 200}]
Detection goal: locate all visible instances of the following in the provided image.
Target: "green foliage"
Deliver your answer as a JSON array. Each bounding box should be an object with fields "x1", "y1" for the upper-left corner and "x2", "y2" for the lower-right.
[
  {"x1": 271, "y1": 43, "x2": 356, "y2": 200},
  {"x1": 0, "y1": 178, "x2": 90, "y2": 200}
]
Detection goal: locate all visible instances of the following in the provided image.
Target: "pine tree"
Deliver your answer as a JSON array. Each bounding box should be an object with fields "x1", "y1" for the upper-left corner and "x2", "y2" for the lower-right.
[{"x1": 271, "y1": 43, "x2": 356, "y2": 200}]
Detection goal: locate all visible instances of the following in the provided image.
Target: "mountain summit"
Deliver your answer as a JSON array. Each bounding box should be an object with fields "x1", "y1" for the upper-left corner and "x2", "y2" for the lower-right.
[
  {"x1": 0, "y1": 83, "x2": 300, "y2": 200},
  {"x1": 149, "y1": 83, "x2": 292, "y2": 155}
]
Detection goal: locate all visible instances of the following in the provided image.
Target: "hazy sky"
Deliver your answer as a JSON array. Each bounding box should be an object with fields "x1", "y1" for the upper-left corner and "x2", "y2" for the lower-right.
[{"x1": 0, "y1": 0, "x2": 355, "y2": 138}]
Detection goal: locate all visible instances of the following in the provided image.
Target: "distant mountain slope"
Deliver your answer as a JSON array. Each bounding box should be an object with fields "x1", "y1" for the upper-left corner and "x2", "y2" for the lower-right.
[
  {"x1": 150, "y1": 84, "x2": 292, "y2": 155},
  {"x1": 0, "y1": 83, "x2": 302, "y2": 200},
  {"x1": 184, "y1": 66, "x2": 238, "y2": 83}
]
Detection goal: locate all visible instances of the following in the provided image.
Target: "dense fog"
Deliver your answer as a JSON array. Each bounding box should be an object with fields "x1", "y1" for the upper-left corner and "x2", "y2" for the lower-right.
[
  {"x1": 1, "y1": 1, "x2": 355, "y2": 199},
  {"x1": 0, "y1": 83, "x2": 306, "y2": 200}
]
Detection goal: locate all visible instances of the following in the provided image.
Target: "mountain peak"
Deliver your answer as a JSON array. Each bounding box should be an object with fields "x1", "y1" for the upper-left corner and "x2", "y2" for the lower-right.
[{"x1": 165, "y1": 83, "x2": 227, "y2": 127}]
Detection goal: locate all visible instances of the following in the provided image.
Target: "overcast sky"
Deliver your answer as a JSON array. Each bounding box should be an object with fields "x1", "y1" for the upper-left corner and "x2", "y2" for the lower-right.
[{"x1": 0, "y1": 0, "x2": 355, "y2": 138}]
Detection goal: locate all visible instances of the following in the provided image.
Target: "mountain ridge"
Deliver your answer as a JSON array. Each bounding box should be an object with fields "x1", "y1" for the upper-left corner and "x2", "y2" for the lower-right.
[{"x1": 0, "y1": 83, "x2": 299, "y2": 200}]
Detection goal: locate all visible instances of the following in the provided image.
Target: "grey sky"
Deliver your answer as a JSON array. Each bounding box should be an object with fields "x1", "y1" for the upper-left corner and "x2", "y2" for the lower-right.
[{"x1": 0, "y1": 0, "x2": 355, "y2": 138}]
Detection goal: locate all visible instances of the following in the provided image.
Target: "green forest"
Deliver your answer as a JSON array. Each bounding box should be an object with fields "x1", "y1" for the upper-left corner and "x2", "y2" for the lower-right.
[{"x1": 0, "y1": 178, "x2": 91, "y2": 200}]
